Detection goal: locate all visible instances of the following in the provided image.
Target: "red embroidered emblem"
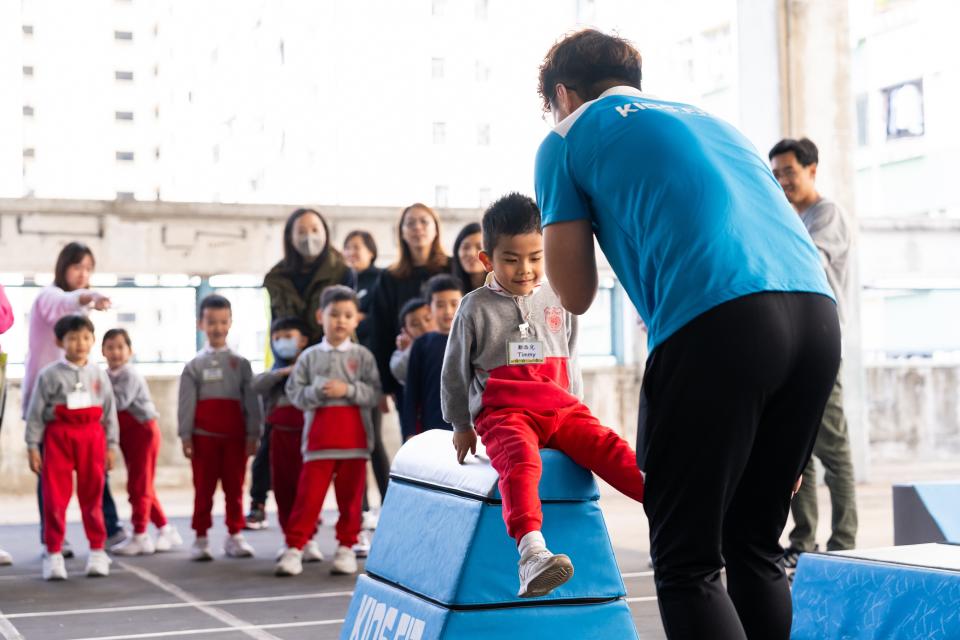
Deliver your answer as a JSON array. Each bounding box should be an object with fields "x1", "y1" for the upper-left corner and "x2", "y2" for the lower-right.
[
  {"x1": 545, "y1": 307, "x2": 564, "y2": 334},
  {"x1": 93, "y1": 380, "x2": 102, "y2": 395},
  {"x1": 229, "y1": 357, "x2": 239, "y2": 370},
  {"x1": 346, "y1": 358, "x2": 360, "y2": 376}
]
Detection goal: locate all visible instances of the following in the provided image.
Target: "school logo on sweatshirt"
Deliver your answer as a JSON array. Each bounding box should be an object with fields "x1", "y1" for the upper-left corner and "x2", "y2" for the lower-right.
[
  {"x1": 545, "y1": 307, "x2": 564, "y2": 334},
  {"x1": 347, "y1": 357, "x2": 360, "y2": 376}
]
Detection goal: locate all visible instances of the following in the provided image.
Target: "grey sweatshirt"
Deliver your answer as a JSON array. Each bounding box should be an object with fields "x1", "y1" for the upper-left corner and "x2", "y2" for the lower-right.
[
  {"x1": 177, "y1": 346, "x2": 261, "y2": 440},
  {"x1": 389, "y1": 347, "x2": 410, "y2": 386},
  {"x1": 800, "y1": 197, "x2": 851, "y2": 325},
  {"x1": 441, "y1": 278, "x2": 582, "y2": 433},
  {"x1": 25, "y1": 359, "x2": 119, "y2": 449},
  {"x1": 250, "y1": 367, "x2": 300, "y2": 433},
  {"x1": 107, "y1": 363, "x2": 159, "y2": 423},
  {"x1": 285, "y1": 339, "x2": 381, "y2": 461}
]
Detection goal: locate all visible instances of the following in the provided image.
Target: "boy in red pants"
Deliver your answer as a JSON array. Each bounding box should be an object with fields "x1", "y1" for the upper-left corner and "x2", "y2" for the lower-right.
[
  {"x1": 103, "y1": 328, "x2": 182, "y2": 555},
  {"x1": 444, "y1": 193, "x2": 645, "y2": 598},
  {"x1": 250, "y1": 317, "x2": 323, "y2": 562},
  {"x1": 275, "y1": 286, "x2": 381, "y2": 577},
  {"x1": 25, "y1": 314, "x2": 119, "y2": 580},
  {"x1": 178, "y1": 294, "x2": 261, "y2": 561}
]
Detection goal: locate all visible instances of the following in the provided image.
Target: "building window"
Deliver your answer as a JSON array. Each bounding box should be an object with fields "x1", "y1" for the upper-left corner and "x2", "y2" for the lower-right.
[
  {"x1": 23, "y1": 148, "x2": 35, "y2": 159},
  {"x1": 432, "y1": 0, "x2": 445, "y2": 16},
  {"x1": 477, "y1": 123, "x2": 490, "y2": 146},
  {"x1": 22, "y1": 105, "x2": 35, "y2": 117},
  {"x1": 115, "y1": 191, "x2": 135, "y2": 200},
  {"x1": 435, "y1": 185, "x2": 449, "y2": 208},
  {"x1": 431, "y1": 57, "x2": 444, "y2": 80},
  {"x1": 114, "y1": 30, "x2": 134, "y2": 41},
  {"x1": 883, "y1": 79, "x2": 924, "y2": 139},
  {"x1": 22, "y1": 25, "x2": 33, "y2": 36},
  {"x1": 856, "y1": 94, "x2": 869, "y2": 147},
  {"x1": 115, "y1": 70, "x2": 134, "y2": 81},
  {"x1": 115, "y1": 111, "x2": 134, "y2": 121},
  {"x1": 23, "y1": 65, "x2": 34, "y2": 77},
  {"x1": 475, "y1": 0, "x2": 488, "y2": 19},
  {"x1": 154, "y1": 147, "x2": 161, "y2": 159},
  {"x1": 479, "y1": 187, "x2": 492, "y2": 208},
  {"x1": 116, "y1": 151, "x2": 135, "y2": 162},
  {"x1": 475, "y1": 60, "x2": 490, "y2": 82},
  {"x1": 432, "y1": 122, "x2": 446, "y2": 144}
]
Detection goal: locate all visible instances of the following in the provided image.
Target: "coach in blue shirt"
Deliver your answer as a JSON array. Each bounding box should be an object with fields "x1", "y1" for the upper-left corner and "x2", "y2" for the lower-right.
[{"x1": 535, "y1": 30, "x2": 840, "y2": 640}]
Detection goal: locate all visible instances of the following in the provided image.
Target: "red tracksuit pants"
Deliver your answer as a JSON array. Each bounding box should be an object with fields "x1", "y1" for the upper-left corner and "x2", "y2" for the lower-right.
[
  {"x1": 118, "y1": 411, "x2": 167, "y2": 534},
  {"x1": 285, "y1": 458, "x2": 365, "y2": 549},
  {"x1": 476, "y1": 402, "x2": 645, "y2": 543},
  {"x1": 269, "y1": 426, "x2": 304, "y2": 533},
  {"x1": 42, "y1": 406, "x2": 107, "y2": 553},
  {"x1": 191, "y1": 435, "x2": 247, "y2": 536}
]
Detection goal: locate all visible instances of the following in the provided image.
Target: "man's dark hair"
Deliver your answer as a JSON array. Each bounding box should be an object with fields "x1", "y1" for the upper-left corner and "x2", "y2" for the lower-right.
[
  {"x1": 538, "y1": 29, "x2": 642, "y2": 113},
  {"x1": 398, "y1": 297, "x2": 429, "y2": 326},
  {"x1": 768, "y1": 137, "x2": 819, "y2": 166},
  {"x1": 54, "y1": 314, "x2": 95, "y2": 341},
  {"x1": 344, "y1": 230, "x2": 378, "y2": 266},
  {"x1": 198, "y1": 293, "x2": 231, "y2": 319},
  {"x1": 482, "y1": 193, "x2": 542, "y2": 254},
  {"x1": 320, "y1": 284, "x2": 358, "y2": 310},
  {"x1": 423, "y1": 274, "x2": 462, "y2": 301},
  {"x1": 270, "y1": 316, "x2": 310, "y2": 336},
  {"x1": 103, "y1": 327, "x2": 132, "y2": 347},
  {"x1": 53, "y1": 242, "x2": 95, "y2": 291}
]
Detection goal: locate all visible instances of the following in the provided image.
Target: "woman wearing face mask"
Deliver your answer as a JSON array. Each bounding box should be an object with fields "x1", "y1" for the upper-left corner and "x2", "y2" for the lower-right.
[
  {"x1": 451, "y1": 222, "x2": 485, "y2": 295},
  {"x1": 249, "y1": 209, "x2": 355, "y2": 530}
]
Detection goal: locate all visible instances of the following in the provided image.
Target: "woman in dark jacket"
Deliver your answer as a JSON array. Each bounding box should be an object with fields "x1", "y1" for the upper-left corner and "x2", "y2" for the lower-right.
[{"x1": 343, "y1": 230, "x2": 382, "y2": 350}]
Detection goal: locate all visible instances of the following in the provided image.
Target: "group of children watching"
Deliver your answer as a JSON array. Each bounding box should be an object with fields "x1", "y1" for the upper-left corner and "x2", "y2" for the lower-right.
[{"x1": 24, "y1": 193, "x2": 644, "y2": 598}]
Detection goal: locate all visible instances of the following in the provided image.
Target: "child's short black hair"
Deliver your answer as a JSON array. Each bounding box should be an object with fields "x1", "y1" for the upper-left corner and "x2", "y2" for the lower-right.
[
  {"x1": 103, "y1": 327, "x2": 132, "y2": 347},
  {"x1": 768, "y1": 137, "x2": 819, "y2": 166},
  {"x1": 398, "y1": 297, "x2": 429, "y2": 326},
  {"x1": 320, "y1": 285, "x2": 358, "y2": 311},
  {"x1": 54, "y1": 314, "x2": 95, "y2": 341},
  {"x1": 423, "y1": 274, "x2": 462, "y2": 301},
  {"x1": 481, "y1": 192, "x2": 542, "y2": 254},
  {"x1": 270, "y1": 316, "x2": 310, "y2": 336},
  {"x1": 198, "y1": 293, "x2": 231, "y2": 319}
]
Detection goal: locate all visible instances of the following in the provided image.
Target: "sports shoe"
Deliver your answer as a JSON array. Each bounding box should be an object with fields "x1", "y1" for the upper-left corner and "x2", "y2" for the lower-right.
[
  {"x1": 191, "y1": 536, "x2": 213, "y2": 561},
  {"x1": 361, "y1": 510, "x2": 379, "y2": 531},
  {"x1": 352, "y1": 531, "x2": 371, "y2": 559},
  {"x1": 275, "y1": 547, "x2": 303, "y2": 576},
  {"x1": 42, "y1": 552, "x2": 67, "y2": 581},
  {"x1": 106, "y1": 529, "x2": 129, "y2": 549},
  {"x1": 224, "y1": 533, "x2": 255, "y2": 558},
  {"x1": 154, "y1": 525, "x2": 183, "y2": 552},
  {"x1": 0, "y1": 549, "x2": 12, "y2": 566},
  {"x1": 85, "y1": 550, "x2": 111, "y2": 577},
  {"x1": 782, "y1": 544, "x2": 816, "y2": 570},
  {"x1": 111, "y1": 533, "x2": 155, "y2": 556},
  {"x1": 303, "y1": 539, "x2": 324, "y2": 563},
  {"x1": 62, "y1": 539, "x2": 74, "y2": 559},
  {"x1": 517, "y1": 550, "x2": 574, "y2": 598},
  {"x1": 244, "y1": 504, "x2": 268, "y2": 530},
  {"x1": 330, "y1": 545, "x2": 358, "y2": 575}
]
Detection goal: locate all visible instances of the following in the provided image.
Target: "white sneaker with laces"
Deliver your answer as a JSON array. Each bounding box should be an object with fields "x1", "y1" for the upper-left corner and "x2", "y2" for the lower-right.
[
  {"x1": 361, "y1": 510, "x2": 379, "y2": 531},
  {"x1": 275, "y1": 547, "x2": 303, "y2": 576},
  {"x1": 330, "y1": 545, "x2": 358, "y2": 575},
  {"x1": 224, "y1": 533, "x2": 255, "y2": 558},
  {"x1": 42, "y1": 552, "x2": 67, "y2": 581},
  {"x1": 517, "y1": 550, "x2": 574, "y2": 598},
  {"x1": 86, "y1": 550, "x2": 112, "y2": 577},
  {"x1": 303, "y1": 539, "x2": 324, "y2": 563},
  {"x1": 0, "y1": 549, "x2": 12, "y2": 566},
  {"x1": 352, "y1": 531, "x2": 371, "y2": 558},
  {"x1": 112, "y1": 533, "x2": 155, "y2": 556},
  {"x1": 191, "y1": 536, "x2": 213, "y2": 561},
  {"x1": 154, "y1": 525, "x2": 183, "y2": 552}
]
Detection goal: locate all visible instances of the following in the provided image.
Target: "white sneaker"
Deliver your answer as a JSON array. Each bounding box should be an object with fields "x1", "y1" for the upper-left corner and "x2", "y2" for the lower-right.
[
  {"x1": 154, "y1": 525, "x2": 183, "y2": 552},
  {"x1": 517, "y1": 550, "x2": 574, "y2": 598},
  {"x1": 274, "y1": 547, "x2": 303, "y2": 576},
  {"x1": 0, "y1": 549, "x2": 12, "y2": 566},
  {"x1": 85, "y1": 550, "x2": 112, "y2": 577},
  {"x1": 42, "y1": 552, "x2": 67, "y2": 581},
  {"x1": 352, "y1": 531, "x2": 371, "y2": 559},
  {"x1": 224, "y1": 533, "x2": 255, "y2": 558},
  {"x1": 191, "y1": 536, "x2": 213, "y2": 561},
  {"x1": 303, "y1": 539, "x2": 324, "y2": 563},
  {"x1": 111, "y1": 533, "x2": 155, "y2": 556},
  {"x1": 61, "y1": 539, "x2": 74, "y2": 559},
  {"x1": 330, "y1": 545, "x2": 358, "y2": 575},
  {"x1": 361, "y1": 510, "x2": 379, "y2": 531}
]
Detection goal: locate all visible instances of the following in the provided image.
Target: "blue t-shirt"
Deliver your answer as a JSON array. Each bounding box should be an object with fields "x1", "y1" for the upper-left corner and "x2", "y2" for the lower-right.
[{"x1": 535, "y1": 86, "x2": 834, "y2": 351}]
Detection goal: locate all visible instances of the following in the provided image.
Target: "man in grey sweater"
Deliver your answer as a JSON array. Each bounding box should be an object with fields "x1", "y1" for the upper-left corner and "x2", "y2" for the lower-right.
[{"x1": 770, "y1": 137, "x2": 857, "y2": 563}]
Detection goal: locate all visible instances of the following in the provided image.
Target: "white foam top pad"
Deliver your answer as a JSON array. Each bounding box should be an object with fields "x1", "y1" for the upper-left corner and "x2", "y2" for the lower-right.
[
  {"x1": 390, "y1": 428, "x2": 501, "y2": 499},
  {"x1": 833, "y1": 543, "x2": 960, "y2": 571}
]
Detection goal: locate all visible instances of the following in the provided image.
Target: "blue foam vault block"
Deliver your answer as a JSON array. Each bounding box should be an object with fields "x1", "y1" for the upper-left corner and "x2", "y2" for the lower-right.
[
  {"x1": 791, "y1": 545, "x2": 960, "y2": 640},
  {"x1": 893, "y1": 482, "x2": 960, "y2": 545}
]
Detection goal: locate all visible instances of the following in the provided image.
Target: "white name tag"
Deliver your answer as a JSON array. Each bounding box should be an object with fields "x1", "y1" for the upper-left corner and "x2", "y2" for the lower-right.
[
  {"x1": 508, "y1": 341, "x2": 545, "y2": 365},
  {"x1": 202, "y1": 367, "x2": 224, "y2": 382},
  {"x1": 67, "y1": 390, "x2": 93, "y2": 409}
]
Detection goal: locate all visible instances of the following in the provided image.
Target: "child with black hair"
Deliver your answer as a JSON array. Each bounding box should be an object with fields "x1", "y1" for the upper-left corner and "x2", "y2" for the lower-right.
[
  {"x1": 389, "y1": 298, "x2": 435, "y2": 387},
  {"x1": 442, "y1": 193, "x2": 644, "y2": 598},
  {"x1": 103, "y1": 328, "x2": 182, "y2": 556},
  {"x1": 25, "y1": 314, "x2": 119, "y2": 580},
  {"x1": 275, "y1": 286, "x2": 380, "y2": 577},
  {"x1": 179, "y1": 294, "x2": 261, "y2": 561},
  {"x1": 400, "y1": 275, "x2": 462, "y2": 441}
]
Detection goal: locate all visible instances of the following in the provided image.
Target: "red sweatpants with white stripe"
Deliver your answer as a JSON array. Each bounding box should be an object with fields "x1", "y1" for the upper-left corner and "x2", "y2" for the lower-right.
[
  {"x1": 476, "y1": 402, "x2": 645, "y2": 543},
  {"x1": 284, "y1": 458, "x2": 365, "y2": 549},
  {"x1": 269, "y1": 426, "x2": 304, "y2": 533},
  {"x1": 190, "y1": 435, "x2": 246, "y2": 536},
  {"x1": 118, "y1": 411, "x2": 168, "y2": 534}
]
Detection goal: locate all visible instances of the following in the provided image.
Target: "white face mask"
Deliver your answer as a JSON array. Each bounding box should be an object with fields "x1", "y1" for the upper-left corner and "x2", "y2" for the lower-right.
[{"x1": 294, "y1": 232, "x2": 325, "y2": 259}]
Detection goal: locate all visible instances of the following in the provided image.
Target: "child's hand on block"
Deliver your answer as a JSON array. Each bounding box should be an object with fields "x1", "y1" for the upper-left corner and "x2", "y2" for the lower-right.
[
  {"x1": 322, "y1": 379, "x2": 349, "y2": 398},
  {"x1": 246, "y1": 438, "x2": 258, "y2": 457},
  {"x1": 106, "y1": 449, "x2": 116, "y2": 472},
  {"x1": 453, "y1": 429, "x2": 478, "y2": 465},
  {"x1": 27, "y1": 449, "x2": 42, "y2": 474},
  {"x1": 181, "y1": 439, "x2": 193, "y2": 459}
]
